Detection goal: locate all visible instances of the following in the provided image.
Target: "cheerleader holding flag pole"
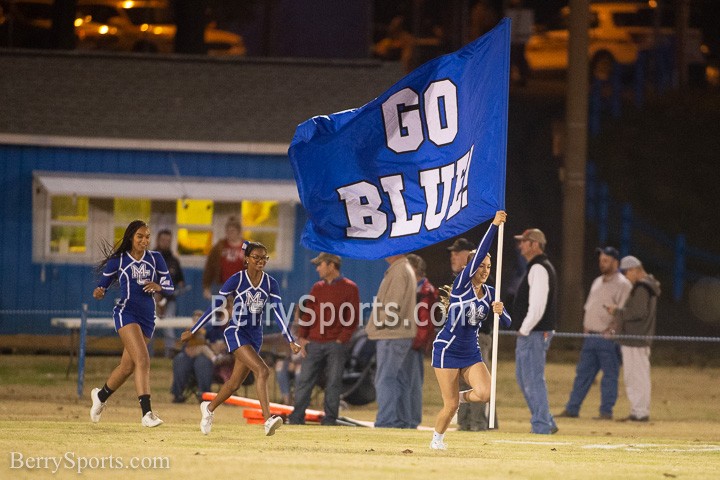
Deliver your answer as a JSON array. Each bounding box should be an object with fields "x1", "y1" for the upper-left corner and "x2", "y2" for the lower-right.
[{"x1": 430, "y1": 211, "x2": 510, "y2": 450}]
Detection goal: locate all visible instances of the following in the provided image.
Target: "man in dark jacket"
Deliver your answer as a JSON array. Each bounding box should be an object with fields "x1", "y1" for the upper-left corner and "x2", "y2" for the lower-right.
[{"x1": 606, "y1": 255, "x2": 661, "y2": 422}]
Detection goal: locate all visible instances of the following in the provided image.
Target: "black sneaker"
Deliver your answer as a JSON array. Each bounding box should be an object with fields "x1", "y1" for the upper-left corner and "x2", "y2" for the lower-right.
[{"x1": 592, "y1": 413, "x2": 613, "y2": 420}]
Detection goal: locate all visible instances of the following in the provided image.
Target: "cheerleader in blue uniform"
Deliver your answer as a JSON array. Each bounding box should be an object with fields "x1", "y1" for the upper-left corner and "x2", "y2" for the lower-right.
[
  {"x1": 90, "y1": 220, "x2": 174, "y2": 428},
  {"x1": 430, "y1": 211, "x2": 510, "y2": 449},
  {"x1": 182, "y1": 241, "x2": 305, "y2": 437}
]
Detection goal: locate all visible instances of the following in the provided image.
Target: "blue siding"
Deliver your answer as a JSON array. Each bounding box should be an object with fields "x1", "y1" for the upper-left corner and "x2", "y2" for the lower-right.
[{"x1": 0, "y1": 145, "x2": 386, "y2": 335}]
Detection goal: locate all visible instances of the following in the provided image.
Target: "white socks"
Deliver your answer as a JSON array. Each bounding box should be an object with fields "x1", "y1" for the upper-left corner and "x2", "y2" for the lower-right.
[{"x1": 432, "y1": 431, "x2": 445, "y2": 443}]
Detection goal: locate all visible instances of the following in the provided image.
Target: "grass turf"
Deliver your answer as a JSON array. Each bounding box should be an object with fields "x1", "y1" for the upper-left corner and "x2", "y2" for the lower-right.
[{"x1": 1, "y1": 354, "x2": 719, "y2": 479}]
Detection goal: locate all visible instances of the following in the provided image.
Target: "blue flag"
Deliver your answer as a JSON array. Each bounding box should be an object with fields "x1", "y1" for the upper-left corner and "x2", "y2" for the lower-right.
[{"x1": 289, "y1": 19, "x2": 510, "y2": 260}]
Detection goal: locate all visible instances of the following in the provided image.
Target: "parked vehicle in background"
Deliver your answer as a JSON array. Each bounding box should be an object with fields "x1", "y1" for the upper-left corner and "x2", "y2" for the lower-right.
[
  {"x1": 1, "y1": 0, "x2": 245, "y2": 56},
  {"x1": 524, "y1": 1, "x2": 705, "y2": 82},
  {"x1": 75, "y1": 0, "x2": 245, "y2": 55}
]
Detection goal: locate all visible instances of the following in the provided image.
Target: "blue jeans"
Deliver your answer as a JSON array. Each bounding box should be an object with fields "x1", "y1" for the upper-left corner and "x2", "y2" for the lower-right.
[
  {"x1": 565, "y1": 336, "x2": 620, "y2": 416},
  {"x1": 289, "y1": 341, "x2": 348, "y2": 425},
  {"x1": 374, "y1": 338, "x2": 413, "y2": 428},
  {"x1": 171, "y1": 351, "x2": 214, "y2": 400},
  {"x1": 515, "y1": 331, "x2": 557, "y2": 434}
]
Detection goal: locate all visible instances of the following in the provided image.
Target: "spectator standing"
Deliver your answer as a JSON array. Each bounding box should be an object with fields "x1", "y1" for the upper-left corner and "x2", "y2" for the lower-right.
[
  {"x1": 365, "y1": 254, "x2": 417, "y2": 428},
  {"x1": 406, "y1": 254, "x2": 439, "y2": 429},
  {"x1": 557, "y1": 247, "x2": 632, "y2": 420},
  {"x1": 151, "y1": 229, "x2": 185, "y2": 358},
  {"x1": 202, "y1": 216, "x2": 246, "y2": 300},
  {"x1": 448, "y1": 237, "x2": 494, "y2": 430},
  {"x1": 288, "y1": 253, "x2": 360, "y2": 426},
  {"x1": 448, "y1": 238, "x2": 476, "y2": 282},
  {"x1": 512, "y1": 228, "x2": 558, "y2": 434},
  {"x1": 606, "y1": 255, "x2": 660, "y2": 422},
  {"x1": 505, "y1": 0, "x2": 534, "y2": 86}
]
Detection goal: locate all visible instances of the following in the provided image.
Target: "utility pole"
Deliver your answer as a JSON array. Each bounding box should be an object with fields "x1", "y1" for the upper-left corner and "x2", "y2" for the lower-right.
[
  {"x1": 561, "y1": 0, "x2": 589, "y2": 330},
  {"x1": 675, "y1": 0, "x2": 690, "y2": 86}
]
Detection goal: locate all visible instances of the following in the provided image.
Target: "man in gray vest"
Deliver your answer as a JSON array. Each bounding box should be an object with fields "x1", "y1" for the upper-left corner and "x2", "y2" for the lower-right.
[
  {"x1": 512, "y1": 228, "x2": 558, "y2": 434},
  {"x1": 606, "y1": 255, "x2": 660, "y2": 422}
]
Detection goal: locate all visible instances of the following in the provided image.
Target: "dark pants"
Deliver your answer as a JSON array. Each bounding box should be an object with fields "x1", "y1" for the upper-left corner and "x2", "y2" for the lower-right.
[
  {"x1": 289, "y1": 341, "x2": 348, "y2": 425},
  {"x1": 171, "y1": 351, "x2": 214, "y2": 400},
  {"x1": 458, "y1": 332, "x2": 496, "y2": 431}
]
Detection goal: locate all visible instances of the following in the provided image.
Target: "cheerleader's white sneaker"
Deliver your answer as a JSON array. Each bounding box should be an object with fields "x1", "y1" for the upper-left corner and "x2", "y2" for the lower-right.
[
  {"x1": 90, "y1": 388, "x2": 107, "y2": 423},
  {"x1": 200, "y1": 401, "x2": 214, "y2": 435},
  {"x1": 264, "y1": 415, "x2": 283, "y2": 436},
  {"x1": 141, "y1": 411, "x2": 163, "y2": 427}
]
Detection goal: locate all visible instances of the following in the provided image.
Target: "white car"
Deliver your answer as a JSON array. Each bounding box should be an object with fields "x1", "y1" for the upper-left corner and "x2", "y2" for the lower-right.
[{"x1": 525, "y1": 1, "x2": 705, "y2": 81}]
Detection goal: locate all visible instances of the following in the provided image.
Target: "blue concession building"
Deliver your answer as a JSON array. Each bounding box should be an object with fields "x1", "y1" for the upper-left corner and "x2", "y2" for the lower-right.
[{"x1": 0, "y1": 50, "x2": 404, "y2": 345}]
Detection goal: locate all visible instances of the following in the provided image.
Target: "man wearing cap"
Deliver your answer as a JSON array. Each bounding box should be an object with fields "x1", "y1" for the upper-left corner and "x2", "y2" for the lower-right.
[
  {"x1": 288, "y1": 253, "x2": 360, "y2": 426},
  {"x1": 512, "y1": 228, "x2": 558, "y2": 434},
  {"x1": 448, "y1": 238, "x2": 476, "y2": 279},
  {"x1": 447, "y1": 237, "x2": 495, "y2": 431},
  {"x1": 557, "y1": 246, "x2": 632, "y2": 420},
  {"x1": 365, "y1": 253, "x2": 417, "y2": 428},
  {"x1": 605, "y1": 256, "x2": 660, "y2": 422}
]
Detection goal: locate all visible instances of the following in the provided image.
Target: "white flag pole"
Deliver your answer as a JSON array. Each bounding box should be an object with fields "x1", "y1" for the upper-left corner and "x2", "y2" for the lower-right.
[{"x1": 489, "y1": 222, "x2": 504, "y2": 429}]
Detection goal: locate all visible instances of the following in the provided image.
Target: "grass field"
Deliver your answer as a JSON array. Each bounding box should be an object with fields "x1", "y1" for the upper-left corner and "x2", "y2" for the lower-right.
[{"x1": 1, "y1": 354, "x2": 719, "y2": 479}]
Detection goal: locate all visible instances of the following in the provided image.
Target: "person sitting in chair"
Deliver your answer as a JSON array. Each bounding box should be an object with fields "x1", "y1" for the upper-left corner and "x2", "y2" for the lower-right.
[{"x1": 171, "y1": 310, "x2": 228, "y2": 403}]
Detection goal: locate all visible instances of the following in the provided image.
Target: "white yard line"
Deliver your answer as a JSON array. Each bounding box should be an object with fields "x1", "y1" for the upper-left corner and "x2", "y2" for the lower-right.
[{"x1": 491, "y1": 440, "x2": 720, "y2": 452}]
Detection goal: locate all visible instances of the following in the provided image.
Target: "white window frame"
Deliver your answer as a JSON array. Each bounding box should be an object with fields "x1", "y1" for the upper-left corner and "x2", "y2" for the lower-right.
[
  {"x1": 32, "y1": 172, "x2": 299, "y2": 271},
  {"x1": 43, "y1": 193, "x2": 93, "y2": 261}
]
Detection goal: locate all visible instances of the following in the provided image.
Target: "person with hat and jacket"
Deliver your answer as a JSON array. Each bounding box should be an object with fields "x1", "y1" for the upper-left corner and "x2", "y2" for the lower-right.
[
  {"x1": 606, "y1": 255, "x2": 660, "y2": 422},
  {"x1": 512, "y1": 227, "x2": 558, "y2": 434},
  {"x1": 557, "y1": 246, "x2": 632, "y2": 420},
  {"x1": 448, "y1": 238, "x2": 476, "y2": 281},
  {"x1": 288, "y1": 252, "x2": 360, "y2": 426}
]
